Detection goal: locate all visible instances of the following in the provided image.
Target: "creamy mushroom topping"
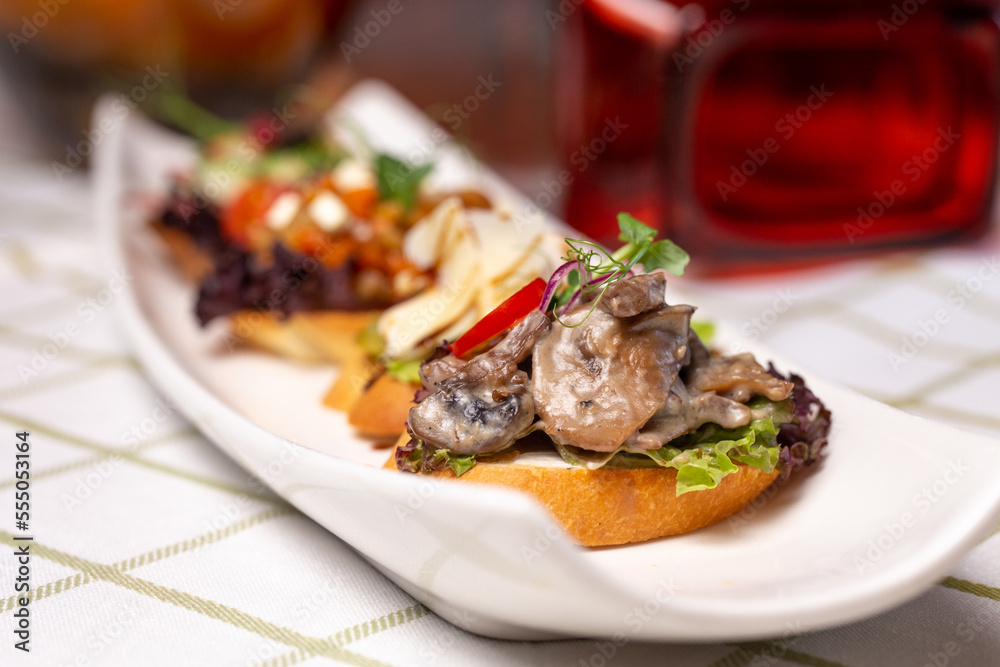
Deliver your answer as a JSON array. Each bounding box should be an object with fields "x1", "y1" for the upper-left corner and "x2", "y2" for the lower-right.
[
  {"x1": 412, "y1": 274, "x2": 798, "y2": 458},
  {"x1": 531, "y1": 301, "x2": 694, "y2": 452},
  {"x1": 687, "y1": 352, "x2": 793, "y2": 402},
  {"x1": 408, "y1": 310, "x2": 550, "y2": 455},
  {"x1": 602, "y1": 273, "x2": 666, "y2": 317},
  {"x1": 624, "y1": 378, "x2": 752, "y2": 450},
  {"x1": 418, "y1": 352, "x2": 467, "y2": 389}
]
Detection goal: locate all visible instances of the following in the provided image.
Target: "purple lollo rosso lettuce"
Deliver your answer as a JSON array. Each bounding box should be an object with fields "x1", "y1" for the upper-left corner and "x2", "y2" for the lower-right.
[
  {"x1": 769, "y1": 364, "x2": 831, "y2": 481},
  {"x1": 194, "y1": 244, "x2": 367, "y2": 325},
  {"x1": 159, "y1": 193, "x2": 228, "y2": 255},
  {"x1": 159, "y1": 194, "x2": 377, "y2": 325}
]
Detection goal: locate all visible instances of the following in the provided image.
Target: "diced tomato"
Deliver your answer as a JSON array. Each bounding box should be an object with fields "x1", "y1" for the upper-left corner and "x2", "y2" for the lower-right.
[
  {"x1": 323, "y1": 238, "x2": 359, "y2": 268},
  {"x1": 340, "y1": 187, "x2": 378, "y2": 218},
  {"x1": 220, "y1": 180, "x2": 291, "y2": 248},
  {"x1": 448, "y1": 278, "x2": 547, "y2": 359},
  {"x1": 288, "y1": 225, "x2": 330, "y2": 257}
]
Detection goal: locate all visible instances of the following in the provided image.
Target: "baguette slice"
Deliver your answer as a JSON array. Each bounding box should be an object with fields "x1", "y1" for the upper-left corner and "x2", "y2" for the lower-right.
[
  {"x1": 155, "y1": 221, "x2": 379, "y2": 365},
  {"x1": 347, "y1": 373, "x2": 417, "y2": 438},
  {"x1": 228, "y1": 310, "x2": 377, "y2": 365},
  {"x1": 155, "y1": 222, "x2": 438, "y2": 438},
  {"x1": 323, "y1": 352, "x2": 381, "y2": 412},
  {"x1": 385, "y1": 434, "x2": 779, "y2": 547}
]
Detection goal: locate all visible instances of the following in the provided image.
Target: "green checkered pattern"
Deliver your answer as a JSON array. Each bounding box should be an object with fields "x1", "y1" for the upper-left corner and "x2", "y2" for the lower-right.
[{"x1": 1, "y1": 147, "x2": 999, "y2": 664}]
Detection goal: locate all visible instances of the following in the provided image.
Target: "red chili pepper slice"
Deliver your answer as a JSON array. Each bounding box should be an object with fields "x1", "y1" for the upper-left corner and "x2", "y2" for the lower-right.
[{"x1": 448, "y1": 277, "x2": 547, "y2": 359}]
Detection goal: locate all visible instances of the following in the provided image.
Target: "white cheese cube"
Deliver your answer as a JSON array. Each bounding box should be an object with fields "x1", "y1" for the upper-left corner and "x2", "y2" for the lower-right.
[
  {"x1": 332, "y1": 159, "x2": 376, "y2": 192},
  {"x1": 308, "y1": 191, "x2": 349, "y2": 232},
  {"x1": 264, "y1": 192, "x2": 302, "y2": 230}
]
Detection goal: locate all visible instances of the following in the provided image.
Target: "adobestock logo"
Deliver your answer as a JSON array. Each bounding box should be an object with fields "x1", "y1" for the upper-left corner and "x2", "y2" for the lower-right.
[
  {"x1": 17, "y1": 269, "x2": 133, "y2": 384},
  {"x1": 511, "y1": 116, "x2": 628, "y2": 234},
  {"x1": 574, "y1": 578, "x2": 681, "y2": 667},
  {"x1": 887, "y1": 254, "x2": 999, "y2": 371},
  {"x1": 441, "y1": 75, "x2": 502, "y2": 131},
  {"x1": 845, "y1": 126, "x2": 959, "y2": 244},
  {"x1": 50, "y1": 66, "x2": 170, "y2": 181},
  {"x1": 878, "y1": 0, "x2": 930, "y2": 40},
  {"x1": 673, "y1": 0, "x2": 750, "y2": 73},
  {"x1": 716, "y1": 85, "x2": 834, "y2": 202},
  {"x1": 6, "y1": 0, "x2": 70, "y2": 53},
  {"x1": 853, "y1": 459, "x2": 967, "y2": 574},
  {"x1": 339, "y1": 0, "x2": 411, "y2": 63}
]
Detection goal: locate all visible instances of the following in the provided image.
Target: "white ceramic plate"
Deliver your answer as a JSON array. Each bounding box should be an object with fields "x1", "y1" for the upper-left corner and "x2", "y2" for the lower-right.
[{"x1": 94, "y1": 81, "x2": 1000, "y2": 642}]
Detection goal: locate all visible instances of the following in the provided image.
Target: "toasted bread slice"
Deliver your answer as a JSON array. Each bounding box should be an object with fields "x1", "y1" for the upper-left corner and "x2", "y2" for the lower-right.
[
  {"x1": 385, "y1": 435, "x2": 779, "y2": 547},
  {"x1": 349, "y1": 374, "x2": 418, "y2": 438},
  {"x1": 228, "y1": 310, "x2": 377, "y2": 365},
  {"x1": 156, "y1": 222, "x2": 416, "y2": 438},
  {"x1": 323, "y1": 352, "x2": 380, "y2": 412},
  {"x1": 287, "y1": 311, "x2": 377, "y2": 364}
]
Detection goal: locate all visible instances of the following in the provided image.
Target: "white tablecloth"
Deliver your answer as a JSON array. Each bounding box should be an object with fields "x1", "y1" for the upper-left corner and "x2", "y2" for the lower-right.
[{"x1": 1, "y1": 80, "x2": 999, "y2": 666}]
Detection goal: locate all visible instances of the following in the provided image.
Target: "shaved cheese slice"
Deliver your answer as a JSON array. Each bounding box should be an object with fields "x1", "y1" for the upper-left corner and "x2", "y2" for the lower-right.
[
  {"x1": 379, "y1": 226, "x2": 481, "y2": 358},
  {"x1": 466, "y1": 209, "x2": 539, "y2": 285},
  {"x1": 385, "y1": 197, "x2": 563, "y2": 359},
  {"x1": 402, "y1": 196, "x2": 465, "y2": 270}
]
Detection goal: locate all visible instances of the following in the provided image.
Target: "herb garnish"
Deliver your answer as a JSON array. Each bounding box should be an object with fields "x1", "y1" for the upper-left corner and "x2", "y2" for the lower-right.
[
  {"x1": 542, "y1": 213, "x2": 689, "y2": 327},
  {"x1": 374, "y1": 154, "x2": 433, "y2": 210}
]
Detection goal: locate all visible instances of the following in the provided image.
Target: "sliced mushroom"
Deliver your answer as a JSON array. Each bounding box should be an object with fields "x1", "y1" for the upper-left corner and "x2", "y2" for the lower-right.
[
  {"x1": 687, "y1": 352, "x2": 793, "y2": 402},
  {"x1": 408, "y1": 310, "x2": 550, "y2": 455},
  {"x1": 601, "y1": 273, "x2": 665, "y2": 317},
  {"x1": 625, "y1": 378, "x2": 752, "y2": 450},
  {"x1": 418, "y1": 349, "x2": 467, "y2": 389},
  {"x1": 532, "y1": 300, "x2": 695, "y2": 452},
  {"x1": 684, "y1": 329, "x2": 711, "y2": 371}
]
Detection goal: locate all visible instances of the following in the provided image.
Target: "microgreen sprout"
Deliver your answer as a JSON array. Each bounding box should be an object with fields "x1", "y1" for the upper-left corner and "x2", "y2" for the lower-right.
[{"x1": 542, "y1": 213, "x2": 689, "y2": 327}]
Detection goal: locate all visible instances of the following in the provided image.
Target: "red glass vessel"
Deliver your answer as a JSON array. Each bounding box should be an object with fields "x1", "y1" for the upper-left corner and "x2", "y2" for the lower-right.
[
  {"x1": 556, "y1": 0, "x2": 676, "y2": 247},
  {"x1": 558, "y1": 0, "x2": 1000, "y2": 270}
]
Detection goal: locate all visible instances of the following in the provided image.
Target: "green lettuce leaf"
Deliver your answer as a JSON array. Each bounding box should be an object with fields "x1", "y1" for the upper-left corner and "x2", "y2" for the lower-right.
[
  {"x1": 553, "y1": 443, "x2": 620, "y2": 470},
  {"x1": 690, "y1": 320, "x2": 716, "y2": 345},
  {"x1": 401, "y1": 439, "x2": 477, "y2": 477},
  {"x1": 355, "y1": 318, "x2": 384, "y2": 358},
  {"x1": 608, "y1": 399, "x2": 791, "y2": 496},
  {"x1": 431, "y1": 448, "x2": 476, "y2": 477},
  {"x1": 386, "y1": 359, "x2": 422, "y2": 385}
]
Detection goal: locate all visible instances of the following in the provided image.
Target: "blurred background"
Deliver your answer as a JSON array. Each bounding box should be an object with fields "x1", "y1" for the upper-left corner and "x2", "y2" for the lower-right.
[{"x1": 1, "y1": 0, "x2": 998, "y2": 271}]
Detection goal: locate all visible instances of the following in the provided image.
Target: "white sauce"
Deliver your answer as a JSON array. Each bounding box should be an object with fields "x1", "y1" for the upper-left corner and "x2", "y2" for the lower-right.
[{"x1": 506, "y1": 450, "x2": 574, "y2": 469}]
